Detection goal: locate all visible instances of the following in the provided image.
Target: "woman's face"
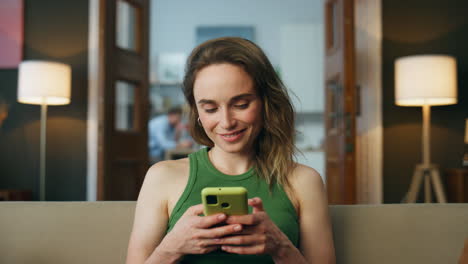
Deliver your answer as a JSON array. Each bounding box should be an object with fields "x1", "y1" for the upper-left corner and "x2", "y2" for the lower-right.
[{"x1": 193, "y1": 63, "x2": 263, "y2": 155}]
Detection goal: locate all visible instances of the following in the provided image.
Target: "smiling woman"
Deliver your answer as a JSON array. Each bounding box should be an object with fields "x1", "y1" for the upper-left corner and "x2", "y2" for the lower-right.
[{"x1": 126, "y1": 37, "x2": 335, "y2": 264}]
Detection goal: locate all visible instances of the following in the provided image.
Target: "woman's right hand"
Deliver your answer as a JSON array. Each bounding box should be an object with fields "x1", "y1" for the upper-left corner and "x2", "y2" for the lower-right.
[{"x1": 155, "y1": 204, "x2": 243, "y2": 259}]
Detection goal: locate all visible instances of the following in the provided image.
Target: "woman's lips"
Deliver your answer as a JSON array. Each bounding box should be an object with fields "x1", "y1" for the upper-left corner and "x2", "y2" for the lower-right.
[{"x1": 219, "y1": 129, "x2": 247, "y2": 142}]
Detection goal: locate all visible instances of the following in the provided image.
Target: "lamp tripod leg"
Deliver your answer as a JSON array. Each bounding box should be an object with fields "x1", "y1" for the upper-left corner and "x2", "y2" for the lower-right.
[
  {"x1": 406, "y1": 166, "x2": 424, "y2": 203},
  {"x1": 430, "y1": 168, "x2": 447, "y2": 203},
  {"x1": 424, "y1": 172, "x2": 432, "y2": 203}
]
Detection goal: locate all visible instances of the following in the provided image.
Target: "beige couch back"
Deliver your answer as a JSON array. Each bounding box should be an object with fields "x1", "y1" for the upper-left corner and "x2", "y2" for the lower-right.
[{"x1": 0, "y1": 202, "x2": 466, "y2": 264}]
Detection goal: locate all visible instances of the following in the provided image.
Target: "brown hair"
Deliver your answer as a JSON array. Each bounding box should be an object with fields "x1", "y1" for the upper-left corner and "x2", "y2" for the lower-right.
[
  {"x1": 167, "y1": 106, "x2": 182, "y2": 115},
  {"x1": 183, "y1": 37, "x2": 297, "y2": 189}
]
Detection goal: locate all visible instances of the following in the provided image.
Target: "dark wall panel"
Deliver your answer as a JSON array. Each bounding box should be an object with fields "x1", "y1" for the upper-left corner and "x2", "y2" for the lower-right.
[
  {"x1": 0, "y1": 0, "x2": 89, "y2": 200},
  {"x1": 382, "y1": 0, "x2": 468, "y2": 203}
]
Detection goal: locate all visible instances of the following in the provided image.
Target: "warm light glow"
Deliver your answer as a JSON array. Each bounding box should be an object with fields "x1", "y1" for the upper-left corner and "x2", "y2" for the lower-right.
[
  {"x1": 395, "y1": 55, "x2": 457, "y2": 106},
  {"x1": 17, "y1": 60, "x2": 71, "y2": 105},
  {"x1": 465, "y1": 118, "x2": 468, "y2": 144}
]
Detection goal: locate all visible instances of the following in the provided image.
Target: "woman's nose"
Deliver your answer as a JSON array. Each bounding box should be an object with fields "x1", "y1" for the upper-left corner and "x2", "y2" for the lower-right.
[{"x1": 220, "y1": 108, "x2": 236, "y2": 129}]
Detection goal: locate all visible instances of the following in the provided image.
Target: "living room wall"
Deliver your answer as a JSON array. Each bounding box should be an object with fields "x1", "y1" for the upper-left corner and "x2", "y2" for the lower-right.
[
  {"x1": 0, "y1": 0, "x2": 88, "y2": 200},
  {"x1": 382, "y1": 0, "x2": 468, "y2": 203},
  {"x1": 3, "y1": 0, "x2": 466, "y2": 203}
]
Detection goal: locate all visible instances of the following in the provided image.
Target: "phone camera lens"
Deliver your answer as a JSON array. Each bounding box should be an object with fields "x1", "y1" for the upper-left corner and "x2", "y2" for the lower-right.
[
  {"x1": 206, "y1": 195, "x2": 217, "y2": 204},
  {"x1": 221, "y1": 202, "x2": 230, "y2": 208}
]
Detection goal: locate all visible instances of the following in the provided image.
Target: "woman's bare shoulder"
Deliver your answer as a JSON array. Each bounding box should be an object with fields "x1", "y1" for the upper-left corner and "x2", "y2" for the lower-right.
[
  {"x1": 147, "y1": 158, "x2": 189, "y2": 177},
  {"x1": 290, "y1": 163, "x2": 323, "y2": 187},
  {"x1": 288, "y1": 163, "x2": 326, "y2": 207},
  {"x1": 143, "y1": 158, "x2": 190, "y2": 192}
]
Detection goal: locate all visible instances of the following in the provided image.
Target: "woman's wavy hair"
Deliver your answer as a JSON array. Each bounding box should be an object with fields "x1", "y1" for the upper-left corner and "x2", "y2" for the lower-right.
[{"x1": 182, "y1": 37, "x2": 297, "y2": 189}]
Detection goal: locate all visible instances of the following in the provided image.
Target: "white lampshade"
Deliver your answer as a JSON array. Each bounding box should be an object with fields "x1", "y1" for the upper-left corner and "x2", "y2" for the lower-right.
[
  {"x1": 18, "y1": 61, "x2": 71, "y2": 105},
  {"x1": 395, "y1": 55, "x2": 457, "y2": 106}
]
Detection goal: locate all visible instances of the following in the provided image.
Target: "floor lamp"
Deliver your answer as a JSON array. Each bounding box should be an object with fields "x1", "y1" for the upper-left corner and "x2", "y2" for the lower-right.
[
  {"x1": 395, "y1": 55, "x2": 457, "y2": 203},
  {"x1": 17, "y1": 61, "x2": 71, "y2": 201}
]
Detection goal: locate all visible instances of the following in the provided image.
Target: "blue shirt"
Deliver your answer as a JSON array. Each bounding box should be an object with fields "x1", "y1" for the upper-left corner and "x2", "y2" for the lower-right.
[{"x1": 148, "y1": 115, "x2": 177, "y2": 159}]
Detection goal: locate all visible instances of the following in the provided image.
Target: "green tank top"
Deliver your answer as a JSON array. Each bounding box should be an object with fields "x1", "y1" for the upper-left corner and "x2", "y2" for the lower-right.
[{"x1": 166, "y1": 148, "x2": 299, "y2": 264}]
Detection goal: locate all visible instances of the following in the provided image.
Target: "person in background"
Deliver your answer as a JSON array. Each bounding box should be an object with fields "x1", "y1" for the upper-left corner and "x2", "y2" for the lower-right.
[{"x1": 148, "y1": 106, "x2": 193, "y2": 163}]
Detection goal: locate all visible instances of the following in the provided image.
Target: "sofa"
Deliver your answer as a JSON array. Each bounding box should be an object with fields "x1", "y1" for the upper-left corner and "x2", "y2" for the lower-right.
[{"x1": 0, "y1": 202, "x2": 466, "y2": 264}]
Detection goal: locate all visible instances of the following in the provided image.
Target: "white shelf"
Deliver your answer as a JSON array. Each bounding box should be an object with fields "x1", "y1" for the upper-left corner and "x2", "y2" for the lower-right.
[{"x1": 151, "y1": 82, "x2": 182, "y2": 86}]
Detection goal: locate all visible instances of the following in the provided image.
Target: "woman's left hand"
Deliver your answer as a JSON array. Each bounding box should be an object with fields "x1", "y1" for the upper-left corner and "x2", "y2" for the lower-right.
[{"x1": 217, "y1": 197, "x2": 293, "y2": 257}]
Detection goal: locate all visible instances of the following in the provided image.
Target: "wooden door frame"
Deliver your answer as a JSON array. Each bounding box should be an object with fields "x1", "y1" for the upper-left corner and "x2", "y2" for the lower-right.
[
  {"x1": 324, "y1": 0, "x2": 357, "y2": 204},
  {"x1": 87, "y1": 0, "x2": 100, "y2": 201},
  {"x1": 324, "y1": 0, "x2": 383, "y2": 204},
  {"x1": 87, "y1": 0, "x2": 149, "y2": 201},
  {"x1": 354, "y1": 0, "x2": 383, "y2": 204}
]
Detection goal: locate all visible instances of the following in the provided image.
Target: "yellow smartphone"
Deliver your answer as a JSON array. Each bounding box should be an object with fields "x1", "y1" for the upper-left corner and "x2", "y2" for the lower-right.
[{"x1": 201, "y1": 187, "x2": 248, "y2": 216}]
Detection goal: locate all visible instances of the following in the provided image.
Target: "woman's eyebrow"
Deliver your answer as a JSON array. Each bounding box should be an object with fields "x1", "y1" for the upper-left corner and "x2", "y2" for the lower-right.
[
  {"x1": 230, "y1": 93, "x2": 256, "y2": 102},
  {"x1": 197, "y1": 93, "x2": 255, "y2": 105},
  {"x1": 197, "y1": 99, "x2": 216, "y2": 105}
]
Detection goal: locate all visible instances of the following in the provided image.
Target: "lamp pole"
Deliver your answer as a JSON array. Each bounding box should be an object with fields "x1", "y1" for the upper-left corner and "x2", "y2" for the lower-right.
[
  {"x1": 422, "y1": 104, "x2": 431, "y2": 202},
  {"x1": 40, "y1": 102, "x2": 47, "y2": 201},
  {"x1": 422, "y1": 104, "x2": 430, "y2": 167}
]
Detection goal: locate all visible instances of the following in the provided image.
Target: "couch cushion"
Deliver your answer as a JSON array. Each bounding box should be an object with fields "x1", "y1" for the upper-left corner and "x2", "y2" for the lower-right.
[
  {"x1": 0, "y1": 202, "x2": 467, "y2": 264},
  {"x1": 330, "y1": 204, "x2": 468, "y2": 264},
  {"x1": 0, "y1": 202, "x2": 135, "y2": 264}
]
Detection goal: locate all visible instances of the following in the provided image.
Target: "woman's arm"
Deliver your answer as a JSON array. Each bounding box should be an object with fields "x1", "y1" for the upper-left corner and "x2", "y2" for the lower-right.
[
  {"x1": 292, "y1": 165, "x2": 336, "y2": 264},
  {"x1": 126, "y1": 163, "x2": 176, "y2": 264}
]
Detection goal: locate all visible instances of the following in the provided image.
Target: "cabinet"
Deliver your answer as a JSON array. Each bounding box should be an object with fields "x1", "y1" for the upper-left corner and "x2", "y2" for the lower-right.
[
  {"x1": 0, "y1": 190, "x2": 32, "y2": 201},
  {"x1": 445, "y1": 168, "x2": 468, "y2": 203},
  {"x1": 280, "y1": 23, "x2": 324, "y2": 113}
]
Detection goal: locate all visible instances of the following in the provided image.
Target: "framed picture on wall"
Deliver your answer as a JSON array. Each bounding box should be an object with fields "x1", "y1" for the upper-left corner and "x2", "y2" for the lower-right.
[
  {"x1": 196, "y1": 26, "x2": 255, "y2": 45},
  {"x1": 0, "y1": 0, "x2": 23, "y2": 69}
]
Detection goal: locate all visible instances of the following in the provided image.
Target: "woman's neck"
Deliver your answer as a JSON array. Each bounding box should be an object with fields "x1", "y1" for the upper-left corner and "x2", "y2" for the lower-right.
[{"x1": 208, "y1": 147, "x2": 255, "y2": 175}]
